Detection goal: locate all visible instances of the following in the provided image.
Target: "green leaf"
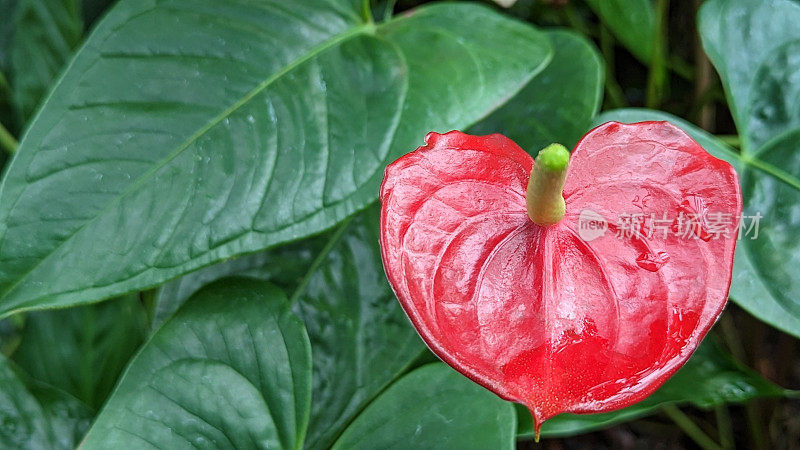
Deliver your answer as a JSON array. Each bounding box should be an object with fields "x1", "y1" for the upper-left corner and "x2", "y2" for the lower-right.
[
  {"x1": 331, "y1": 363, "x2": 517, "y2": 450},
  {"x1": 0, "y1": 0, "x2": 18, "y2": 73},
  {"x1": 517, "y1": 339, "x2": 787, "y2": 438},
  {"x1": 0, "y1": 0, "x2": 551, "y2": 318},
  {"x1": 469, "y1": 29, "x2": 604, "y2": 153},
  {"x1": 738, "y1": 130, "x2": 800, "y2": 317},
  {"x1": 152, "y1": 235, "x2": 326, "y2": 331},
  {"x1": 291, "y1": 207, "x2": 425, "y2": 449},
  {"x1": 694, "y1": 0, "x2": 800, "y2": 337},
  {"x1": 17, "y1": 380, "x2": 93, "y2": 449},
  {"x1": 0, "y1": 355, "x2": 92, "y2": 450},
  {"x1": 595, "y1": 108, "x2": 800, "y2": 338},
  {"x1": 585, "y1": 0, "x2": 655, "y2": 63},
  {"x1": 699, "y1": 0, "x2": 800, "y2": 152},
  {"x1": 10, "y1": 0, "x2": 84, "y2": 123},
  {"x1": 81, "y1": 278, "x2": 312, "y2": 450},
  {"x1": 11, "y1": 294, "x2": 147, "y2": 410},
  {"x1": 746, "y1": 42, "x2": 800, "y2": 153},
  {"x1": 154, "y1": 205, "x2": 425, "y2": 449}
]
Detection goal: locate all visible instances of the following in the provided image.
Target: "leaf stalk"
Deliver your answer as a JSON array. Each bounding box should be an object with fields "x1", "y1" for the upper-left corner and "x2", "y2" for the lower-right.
[
  {"x1": 0, "y1": 121, "x2": 18, "y2": 155},
  {"x1": 663, "y1": 404, "x2": 723, "y2": 450}
]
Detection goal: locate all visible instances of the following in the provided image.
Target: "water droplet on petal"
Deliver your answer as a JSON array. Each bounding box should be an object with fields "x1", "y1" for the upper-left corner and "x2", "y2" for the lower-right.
[
  {"x1": 424, "y1": 131, "x2": 441, "y2": 145},
  {"x1": 636, "y1": 250, "x2": 670, "y2": 272},
  {"x1": 672, "y1": 194, "x2": 712, "y2": 241}
]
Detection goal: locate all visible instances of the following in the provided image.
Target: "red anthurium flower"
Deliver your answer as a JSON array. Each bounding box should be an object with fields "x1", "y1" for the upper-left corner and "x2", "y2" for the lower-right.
[{"x1": 379, "y1": 121, "x2": 742, "y2": 437}]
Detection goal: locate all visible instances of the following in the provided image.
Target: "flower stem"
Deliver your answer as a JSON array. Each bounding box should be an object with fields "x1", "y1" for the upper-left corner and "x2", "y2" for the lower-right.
[
  {"x1": 715, "y1": 405, "x2": 734, "y2": 449},
  {"x1": 526, "y1": 144, "x2": 570, "y2": 226},
  {"x1": 646, "y1": 0, "x2": 670, "y2": 109},
  {"x1": 0, "y1": 121, "x2": 18, "y2": 155},
  {"x1": 663, "y1": 404, "x2": 723, "y2": 450},
  {"x1": 361, "y1": 0, "x2": 373, "y2": 23}
]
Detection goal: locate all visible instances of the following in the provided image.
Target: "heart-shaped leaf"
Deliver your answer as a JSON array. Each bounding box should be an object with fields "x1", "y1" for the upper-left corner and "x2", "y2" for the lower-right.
[
  {"x1": 153, "y1": 206, "x2": 425, "y2": 449},
  {"x1": 517, "y1": 339, "x2": 788, "y2": 437},
  {"x1": 699, "y1": 0, "x2": 800, "y2": 152},
  {"x1": 331, "y1": 363, "x2": 517, "y2": 450},
  {"x1": 80, "y1": 278, "x2": 312, "y2": 449},
  {"x1": 11, "y1": 294, "x2": 147, "y2": 410},
  {"x1": 469, "y1": 29, "x2": 604, "y2": 154},
  {"x1": 596, "y1": 108, "x2": 800, "y2": 338},
  {"x1": 696, "y1": 0, "x2": 800, "y2": 337},
  {"x1": 0, "y1": 355, "x2": 92, "y2": 450},
  {"x1": 0, "y1": 0, "x2": 551, "y2": 318},
  {"x1": 380, "y1": 125, "x2": 741, "y2": 432}
]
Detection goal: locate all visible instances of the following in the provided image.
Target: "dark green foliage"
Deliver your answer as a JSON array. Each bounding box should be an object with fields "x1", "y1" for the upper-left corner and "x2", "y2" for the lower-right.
[{"x1": 0, "y1": 0, "x2": 797, "y2": 448}]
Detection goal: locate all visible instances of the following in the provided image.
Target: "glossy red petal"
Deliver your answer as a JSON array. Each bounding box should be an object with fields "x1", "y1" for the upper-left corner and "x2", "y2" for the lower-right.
[{"x1": 379, "y1": 123, "x2": 741, "y2": 433}]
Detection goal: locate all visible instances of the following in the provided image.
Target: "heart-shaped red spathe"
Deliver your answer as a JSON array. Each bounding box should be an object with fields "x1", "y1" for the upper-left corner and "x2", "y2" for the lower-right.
[{"x1": 379, "y1": 121, "x2": 742, "y2": 432}]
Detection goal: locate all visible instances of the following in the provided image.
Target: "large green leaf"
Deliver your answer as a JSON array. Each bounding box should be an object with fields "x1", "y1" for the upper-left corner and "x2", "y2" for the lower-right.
[
  {"x1": 596, "y1": 108, "x2": 800, "y2": 338},
  {"x1": 10, "y1": 0, "x2": 84, "y2": 123},
  {"x1": 738, "y1": 130, "x2": 800, "y2": 318},
  {"x1": 518, "y1": 339, "x2": 787, "y2": 438},
  {"x1": 291, "y1": 207, "x2": 424, "y2": 449},
  {"x1": 0, "y1": 0, "x2": 551, "y2": 318},
  {"x1": 11, "y1": 294, "x2": 147, "y2": 410},
  {"x1": 81, "y1": 278, "x2": 312, "y2": 449},
  {"x1": 0, "y1": 355, "x2": 92, "y2": 450},
  {"x1": 585, "y1": 0, "x2": 655, "y2": 63},
  {"x1": 697, "y1": 0, "x2": 800, "y2": 336},
  {"x1": 331, "y1": 363, "x2": 517, "y2": 450},
  {"x1": 151, "y1": 233, "x2": 326, "y2": 330},
  {"x1": 154, "y1": 205, "x2": 425, "y2": 449},
  {"x1": 469, "y1": 29, "x2": 603, "y2": 153},
  {"x1": 699, "y1": 0, "x2": 800, "y2": 151}
]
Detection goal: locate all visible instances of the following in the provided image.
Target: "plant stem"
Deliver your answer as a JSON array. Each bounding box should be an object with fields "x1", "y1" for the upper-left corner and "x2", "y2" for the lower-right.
[
  {"x1": 0, "y1": 121, "x2": 18, "y2": 155},
  {"x1": 718, "y1": 313, "x2": 768, "y2": 450},
  {"x1": 600, "y1": 24, "x2": 627, "y2": 108},
  {"x1": 140, "y1": 288, "x2": 158, "y2": 325},
  {"x1": 646, "y1": 0, "x2": 670, "y2": 109},
  {"x1": 669, "y1": 55, "x2": 694, "y2": 80},
  {"x1": 745, "y1": 403, "x2": 768, "y2": 450},
  {"x1": 361, "y1": 0, "x2": 373, "y2": 23},
  {"x1": 716, "y1": 135, "x2": 740, "y2": 148},
  {"x1": 693, "y1": 0, "x2": 715, "y2": 130},
  {"x1": 715, "y1": 405, "x2": 734, "y2": 450},
  {"x1": 562, "y1": 3, "x2": 596, "y2": 38},
  {"x1": 718, "y1": 313, "x2": 746, "y2": 364},
  {"x1": 0, "y1": 71, "x2": 9, "y2": 93},
  {"x1": 382, "y1": 0, "x2": 397, "y2": 22},
  {"x1": 663, "y1": 404, "x2": 723, "y2": 450}
]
